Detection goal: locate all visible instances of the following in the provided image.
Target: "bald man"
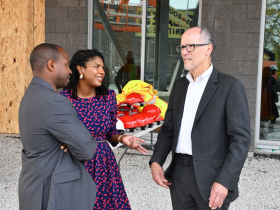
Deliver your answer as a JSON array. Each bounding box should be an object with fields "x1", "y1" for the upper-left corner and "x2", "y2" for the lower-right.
[
  {"x1": 18, "y1": 43, "x2": 97, "y2": 210},
  {"x1": 150, "y1": 27, "x2": 250, "y2": 210}
]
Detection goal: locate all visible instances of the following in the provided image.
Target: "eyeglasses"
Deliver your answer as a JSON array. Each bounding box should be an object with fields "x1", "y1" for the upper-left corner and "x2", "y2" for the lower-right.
[{"x1": 176, "y1": 44, "x2": 209, "y2": 53}]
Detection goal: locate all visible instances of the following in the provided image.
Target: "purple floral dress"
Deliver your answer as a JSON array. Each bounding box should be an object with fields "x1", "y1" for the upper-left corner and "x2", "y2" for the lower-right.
[{"x1": 59, "y1": 89, "x2": 131, "y2": 210}]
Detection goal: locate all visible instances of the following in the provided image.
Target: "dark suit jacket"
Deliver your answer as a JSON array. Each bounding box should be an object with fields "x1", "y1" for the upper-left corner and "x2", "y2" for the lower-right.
[
  {"x1": 18, "y1": 77, "x2": 97, "y2": 210},
  {"x1": 150, "y1": 67, "x2": 251, "y2": 203}
]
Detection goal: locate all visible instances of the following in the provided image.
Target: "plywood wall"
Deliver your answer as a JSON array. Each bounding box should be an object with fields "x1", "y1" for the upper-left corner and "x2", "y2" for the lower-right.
[{"x1": 0, "y1": 0, "x2": 45, "y2": 134}]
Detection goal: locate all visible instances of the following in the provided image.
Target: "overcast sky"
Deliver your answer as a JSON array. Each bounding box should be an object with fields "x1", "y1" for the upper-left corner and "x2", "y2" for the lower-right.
[
  {"x1": 128, "y1": 0, "x2": 199, "y2": 10},
  {"x1": 170, "y1": 0, "x2": 199, "y2": 9}
]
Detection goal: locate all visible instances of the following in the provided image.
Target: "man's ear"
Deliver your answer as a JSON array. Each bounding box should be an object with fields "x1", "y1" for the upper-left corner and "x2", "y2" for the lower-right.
[
  {"x1": 206, "y1": 44, "x2": 213, "y2": 57},
  {"x1": 47, "y1": 59, "x2": 55, "y2": 72}
]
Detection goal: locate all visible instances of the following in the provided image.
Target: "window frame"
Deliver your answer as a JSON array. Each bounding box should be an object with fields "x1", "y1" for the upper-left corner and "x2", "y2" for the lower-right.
[{"x1": 255, "y1": 0, "x2": 280, "y2": 147}]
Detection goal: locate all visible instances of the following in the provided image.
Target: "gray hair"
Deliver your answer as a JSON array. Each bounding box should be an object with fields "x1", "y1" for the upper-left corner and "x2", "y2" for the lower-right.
[{"x1": 199, "y1": 27, "x2": 216, "y2": 59}]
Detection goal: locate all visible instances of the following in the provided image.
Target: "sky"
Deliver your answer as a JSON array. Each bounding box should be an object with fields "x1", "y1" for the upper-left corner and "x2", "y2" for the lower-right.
[
  {"x1": 128, "y1": 0, "x2": 199, "y2": 10},
  {"x1": 169, "y1": 0, "x2": 199, "y2": 10}
]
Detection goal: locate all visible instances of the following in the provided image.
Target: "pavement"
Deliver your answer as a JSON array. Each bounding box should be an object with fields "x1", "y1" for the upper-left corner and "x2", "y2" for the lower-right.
[{"x1": 1, "y1": 134, "x2": 280, "y2": 210}]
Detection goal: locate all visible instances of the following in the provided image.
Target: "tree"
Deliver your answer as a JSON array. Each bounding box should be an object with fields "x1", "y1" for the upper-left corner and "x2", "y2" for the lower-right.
[{"x1": 264, "y1": 0, "x2": 280, "y2": 69}]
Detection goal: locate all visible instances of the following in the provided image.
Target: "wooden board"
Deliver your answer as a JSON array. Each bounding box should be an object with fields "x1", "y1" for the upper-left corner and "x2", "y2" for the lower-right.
[{"x1": 0, "y1": 0, "x2": 45, "y2": 134}]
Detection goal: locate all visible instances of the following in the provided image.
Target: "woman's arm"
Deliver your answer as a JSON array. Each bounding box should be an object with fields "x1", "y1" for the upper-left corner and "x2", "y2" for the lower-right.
[
  {"x1": 108, "y1": 90, "x2": 148, "y2": 154},
  {"x1": 112, "y1": 134, "x2": 148, "y2": 155}
]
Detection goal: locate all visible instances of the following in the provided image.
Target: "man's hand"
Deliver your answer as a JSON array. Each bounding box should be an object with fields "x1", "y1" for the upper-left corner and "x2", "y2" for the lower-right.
[
  {"x1": 60, "y1": 144, "x2": 68, "y2": 152},
  {"x1": 121, "y1": 135, "x2": 149, "y2": 155},
  {"x1": 209, "y1": 182, "x2": 228, "y2": 209},
  {"x1": 151, "y1": 162, "x2": 172, "y2": 189}
]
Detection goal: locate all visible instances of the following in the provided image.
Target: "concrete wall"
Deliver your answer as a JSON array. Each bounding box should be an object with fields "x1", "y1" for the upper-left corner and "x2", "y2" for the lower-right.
[
  {"x1": 45, "y1": 0, "x2": 88, "y2": 58},
  {"x1": 201, "y1": 0, "x2": 262, "y2": 151}
]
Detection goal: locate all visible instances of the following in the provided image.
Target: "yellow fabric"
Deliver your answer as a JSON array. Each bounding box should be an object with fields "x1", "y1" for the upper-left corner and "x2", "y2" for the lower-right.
[
  {"x1": 116, "y1": 80, "x2": 168, "y2": 118},
  {"x1": 137, "y1": 106, "x2": 144, "y2": 112},
  {"x1": 117, "y1": 80, "x2": 157, "y2": 103},
  {"x1": 155, "y1": 98, "x2": 168, "y2": 118}
]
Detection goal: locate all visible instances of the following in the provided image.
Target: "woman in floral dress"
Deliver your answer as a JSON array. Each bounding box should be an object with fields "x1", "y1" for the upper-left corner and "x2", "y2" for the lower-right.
[{"x1": 59, "y1": 49, "x2": 148, "y2": 210}]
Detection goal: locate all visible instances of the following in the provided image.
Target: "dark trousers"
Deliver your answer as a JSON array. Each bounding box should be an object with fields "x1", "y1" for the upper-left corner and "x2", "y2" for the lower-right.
[{"x1": 169, "y1": 154, "x2": 230, "y2": 210}]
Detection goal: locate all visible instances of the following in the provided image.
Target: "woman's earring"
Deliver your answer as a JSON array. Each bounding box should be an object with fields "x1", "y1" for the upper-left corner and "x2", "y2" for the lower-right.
[{"x1": 79, "y1": 74, "x2": 83, "y2": 80}]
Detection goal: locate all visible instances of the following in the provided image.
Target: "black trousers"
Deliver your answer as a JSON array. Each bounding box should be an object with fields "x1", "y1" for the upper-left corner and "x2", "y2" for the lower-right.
[{"x1": 169, "y1": 154, "x2": 230, "y2": 210}]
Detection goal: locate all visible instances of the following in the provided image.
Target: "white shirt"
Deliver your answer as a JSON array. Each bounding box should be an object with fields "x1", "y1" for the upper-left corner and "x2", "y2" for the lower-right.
[{"x1": 176, "y1": 64, "x2": 213, "y2": 155}]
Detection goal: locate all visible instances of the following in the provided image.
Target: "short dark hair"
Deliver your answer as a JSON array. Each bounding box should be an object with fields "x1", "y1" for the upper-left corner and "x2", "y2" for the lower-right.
[
  {"x1": 30, "y1": 43, "x2": 61, "y2": 72},
  {"x1": 66, "y1": 49, "x2": 108, "y2": 100}
]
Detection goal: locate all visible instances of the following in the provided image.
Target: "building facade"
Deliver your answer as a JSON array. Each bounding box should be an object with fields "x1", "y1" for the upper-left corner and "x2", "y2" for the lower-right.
[{"x1": 2, "y1": 0, "x2": 280, "y2": 154}]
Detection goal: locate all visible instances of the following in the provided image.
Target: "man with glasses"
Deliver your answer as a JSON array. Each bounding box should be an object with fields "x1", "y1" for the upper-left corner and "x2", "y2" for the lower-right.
[{"x1": 149, "y1": 27, "x2": 250, "y2": 210}]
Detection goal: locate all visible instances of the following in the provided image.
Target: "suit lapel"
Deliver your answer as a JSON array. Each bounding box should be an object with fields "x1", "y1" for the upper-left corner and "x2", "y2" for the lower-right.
[
  {"x1": 176, "y1": 77, "x2": 189, "y2": 135},
  {"x1": 194, "y1": 68, "x2": 219, "y2": 125}
]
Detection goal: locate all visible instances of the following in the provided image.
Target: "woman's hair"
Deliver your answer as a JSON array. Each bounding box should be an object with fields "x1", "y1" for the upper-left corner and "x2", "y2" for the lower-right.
[{"x1": 67, "y1": 49, "x2": 109, "y2": 100}]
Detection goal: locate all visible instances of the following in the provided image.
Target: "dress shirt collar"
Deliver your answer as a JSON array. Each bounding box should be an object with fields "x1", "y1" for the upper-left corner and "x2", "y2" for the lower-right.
[{"x1": 186, "y1": 63, "x2": 213, "y2": 83}]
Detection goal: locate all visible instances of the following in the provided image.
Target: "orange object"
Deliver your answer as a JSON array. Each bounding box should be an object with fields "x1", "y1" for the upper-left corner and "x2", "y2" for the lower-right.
[
  {"x1": 117, "y1": 111, "x2": 125, "y2": 118},
  {"x1": 148, "y1": 0, "x2": 156, "y2": 7},
  {"x1": 125, "y1": 92, "x2": 144, "y2": 104},
  {"x1": 116, "y1": 80, "x2": 168, "y2": 118},
  {"x1": 117, "y1": 104, "x2": 131, "y2": 115},
  {"x1": 141, "y1": 112, "x2": 155, "y2": 124},
  {"x1": 116, "y1": 0, "x2": 130, "y2": 23},
  {"x1": 119, "y1": 115, "x2": 138, "y2": 129},
  {"x1": 131, "y1": 113, "x2": 148, "y2": 127},
  {"x1": 263, "y1": 61, "x2": 277, "y2": 79},
  {"x1": 94, "y1": 23, "x2": 141, "y2": 33},
  {"x1": 142, "y1": 104, "x2": 161, "y2": 120},
  {"x1": 155, "y1": 115, "x2": 164, "y2": 122}
]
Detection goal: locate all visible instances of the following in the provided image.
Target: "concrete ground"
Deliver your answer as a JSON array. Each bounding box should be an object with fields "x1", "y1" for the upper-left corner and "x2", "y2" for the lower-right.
[{"x1": 1, "y1": 134, "x2": 280, "y2": 210}]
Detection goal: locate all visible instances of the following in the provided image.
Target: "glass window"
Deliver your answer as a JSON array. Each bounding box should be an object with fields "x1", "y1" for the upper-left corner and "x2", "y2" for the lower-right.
[
  {"x1": 92, "y1": 0, "x2": 200, "y2": 96},
  {"x1": 260, "y1": 0, "x2": 280, "y2": 141},
  {"x1": 93, "y1": 0, "x2": 143, "y2": 93},
  {"x1": 144, "y1": 0, "x2": 200, "y2": 92}
]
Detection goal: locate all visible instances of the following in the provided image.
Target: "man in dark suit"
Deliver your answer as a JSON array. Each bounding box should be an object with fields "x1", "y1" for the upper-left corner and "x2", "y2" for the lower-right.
[
  {"x1": 150, "y1": 27, "x2": 250, "y2": 210},
  {"x1": 18, "y1": 43, "x2": 97, "y2": 210}
]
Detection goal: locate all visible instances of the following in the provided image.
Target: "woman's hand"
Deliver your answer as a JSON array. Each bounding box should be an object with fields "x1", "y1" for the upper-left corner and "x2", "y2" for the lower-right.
[{"x1": 121, "y1": 135, "x2": 149, "y2": 155}]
